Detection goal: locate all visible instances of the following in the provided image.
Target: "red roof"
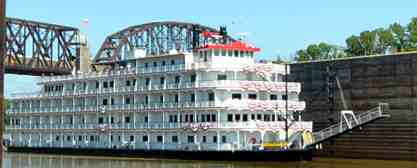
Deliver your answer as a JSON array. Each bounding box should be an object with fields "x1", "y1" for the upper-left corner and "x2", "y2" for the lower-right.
[{"x1": 196, "y1": 41, "x2": 261, "y2": 52}]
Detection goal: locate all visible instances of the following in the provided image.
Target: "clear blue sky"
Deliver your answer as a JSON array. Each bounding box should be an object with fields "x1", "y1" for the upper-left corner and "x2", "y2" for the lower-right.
[{"x1": 5, "y1": 0, "x2": 417, "y2": 96}]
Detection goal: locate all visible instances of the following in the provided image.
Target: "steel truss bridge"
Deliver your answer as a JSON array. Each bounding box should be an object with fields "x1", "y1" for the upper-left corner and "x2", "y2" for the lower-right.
[
  {"x1": 93, "y1": 21, "x2": 234, "y2": 66},
  {"x1": 5, "y1": 18, "x2": 80, "y2": 76},
  {"x1": 5, "y1": 18, "x2": 235, "y2": 75}
]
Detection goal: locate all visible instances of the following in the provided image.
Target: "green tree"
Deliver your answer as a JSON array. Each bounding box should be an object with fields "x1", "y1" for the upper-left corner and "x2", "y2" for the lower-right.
[
  {"x1": 390, "y1": 22, "x2": 408, "y2": 52},
  {"x1": 295, "y1": 42, "x2": 344, "y2": 61},
  {"x1": 373, "y1": 28, "x2": 394, "y2": 54},
  {"x1": 306, "y1": 44, "x2": 321, "y2": 60},
  {"x1": 295, "y1": 49, "x2": 310, "y2": 61},
  {"x1": 359, "y1": 30, "x2": 377, "y2": 55},
  {"x1": 407, "y1": 17, "x2": 417, "y2": 49},
  {"x1": 345, "y1": 35, "x2": 363, "y2": 56}
]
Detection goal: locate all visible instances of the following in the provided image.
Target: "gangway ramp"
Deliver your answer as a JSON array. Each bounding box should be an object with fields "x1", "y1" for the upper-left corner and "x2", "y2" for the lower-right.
[{"x1": 305, "y1": 103, "x2": 390, "y2": 148}]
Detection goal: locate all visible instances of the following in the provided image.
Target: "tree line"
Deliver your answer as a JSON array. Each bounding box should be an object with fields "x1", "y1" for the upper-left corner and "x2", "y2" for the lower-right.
[{"x1": 294, "y1": 17, "x2": 417, "y2": 62}]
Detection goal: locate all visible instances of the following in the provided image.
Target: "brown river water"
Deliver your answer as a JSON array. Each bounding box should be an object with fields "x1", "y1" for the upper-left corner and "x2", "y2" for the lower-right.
[{"x1": 3, "y1": 153, "x2": 417, "y2": 168}]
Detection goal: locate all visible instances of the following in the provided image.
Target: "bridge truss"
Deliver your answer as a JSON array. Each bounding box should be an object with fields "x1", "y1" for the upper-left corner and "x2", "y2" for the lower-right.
[
  {"x1": 5, "y1": 18, "x2": 80, "y2": 76},
  {"x1": 93, "y1": 21, "x2": 234, "y2": 66}
]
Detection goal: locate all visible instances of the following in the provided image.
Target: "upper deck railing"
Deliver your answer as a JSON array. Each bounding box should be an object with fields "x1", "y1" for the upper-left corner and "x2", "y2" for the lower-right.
[
  {"x1": 6, "y1": 100, "x2": 306, "y2": 114},
  {"x1": 10, "y1": 80, "x2": 301, "y2": 99},
  {"x1": 37, "y1": 62, "x2": 288, "y2": 84}
]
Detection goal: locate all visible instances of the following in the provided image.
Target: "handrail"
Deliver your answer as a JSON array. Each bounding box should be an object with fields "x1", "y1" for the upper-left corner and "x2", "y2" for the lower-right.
[{"x1": 306, "y1": 103, "x2": 390, "y2": 148}]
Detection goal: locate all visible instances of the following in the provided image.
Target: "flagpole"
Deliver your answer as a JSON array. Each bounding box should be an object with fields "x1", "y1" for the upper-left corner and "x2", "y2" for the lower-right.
[{"x1": 285, "y1": 63, "x2": 288, "y2": 143}]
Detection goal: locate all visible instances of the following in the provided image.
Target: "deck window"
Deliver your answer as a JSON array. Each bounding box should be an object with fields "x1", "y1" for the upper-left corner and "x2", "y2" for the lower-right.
[
  {"x1": 175, "y1": 94, "x2": 179, "y2": 103},
  {"x1": 187, "y1": 136, "x2": 194, "y2": 143},
  {"x1": 190, "y1": 115, "x2": 194, "y2": 123},
  {"x1": 243, "y1": 114, "x2": 248, "y2": 121},
  {"x1": 222, "y1": 136, "x2": 227, "y2": 143},
  {"x1": 214, "y1": 50, "x2": 220, "y2": 56},
  {"x1": 142, "y1": 136, "x2": 148, "y2": 142},
  {"x1": 175, "y1": 76, "x2": 181, "y2": 84},
  {"x1": 217, "y1": 74, "x2": 227, "y2": 80},
  {"x1": 206, "y1": 114, "x2": 211, "y2": 122},
  {"x1": 213, "y1": 136, "x2": 217, "y2": 143},
  {"x1": 190, "y1": 74, "x2": 197, "y2": 82},
  {"x1": 191, "y1": 94, "x2": 195, "y2": 102},
  {"x1": 228, "y1": 50, "x2": 233, "y2": 57},
  {"x1": 208, "y1": 93, "x2": 215, "y2": 101},
  {"x1": 232, "y1": 93, "x2": 242, "y2": 100},
  {"x1": 160, "y1": 77, "x2": 165, "y2": 85},
  {"x1": 157, "y1": 136, "x2": 163, "y2": 143},
  {"x1": 145, "y1": 78, "x2": 150, "y2": 86},
  {"x1": 130, "y1": 136, "x2": 135, "y2": 142},
  {"x1": 257, "y1": 114, "x2": 262, "y2": 120},
  {"x1": 172, "y1": 136, "x2": 178, "y2": 143},
  {"x1": 212, "y1": 114, "x2": 216, "y2": 122},
  {"x1": 102, "y1": 99, "x2": 108, "y2": 105},
  {"x1": 98, "y1": 117, "x2": 104, "y2": 124},
  {"x1": 201, "y1": 115, "x2": 206, "y2": 122},
  {"x1": 160, "y1": 95, "x2": 164, "y2": 103},
  {"x1": 270, "y1": 94, "x2": 278, "y2": 100},
  {"x1": 234, "y1": 50, "x2": 239, "y2": 57},
  {"x1": 227, "y1": 114, "x2": 233, "y2": 122},
  {"x1": 202, "y1": 136, "x2": 207, "y2": 143},
  {"x1": 235, "y1": 114, "x2": 241, "y2": 121},
  {"x1": 248, "y1": 94, "x2": 257, "y2": 100},
  {"x1": 221, "y1": 50, "x2": 226, "y2": 56}
]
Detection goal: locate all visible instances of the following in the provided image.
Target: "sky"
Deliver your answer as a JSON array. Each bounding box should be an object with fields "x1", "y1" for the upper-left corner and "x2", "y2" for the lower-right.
[{"x1": 5, "y1": 0, "x2": 417, "y2": 96}]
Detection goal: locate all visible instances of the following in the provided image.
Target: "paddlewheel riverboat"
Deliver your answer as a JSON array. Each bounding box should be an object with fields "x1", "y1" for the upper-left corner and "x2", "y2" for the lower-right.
[{"x1": 5, "y1": 22, "x2": 389, "y2": 161}]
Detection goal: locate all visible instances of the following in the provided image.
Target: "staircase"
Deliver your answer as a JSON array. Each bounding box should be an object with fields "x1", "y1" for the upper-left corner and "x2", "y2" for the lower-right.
[{"x1": 305, "y1": 103, "x2": 390, "y2": 148}]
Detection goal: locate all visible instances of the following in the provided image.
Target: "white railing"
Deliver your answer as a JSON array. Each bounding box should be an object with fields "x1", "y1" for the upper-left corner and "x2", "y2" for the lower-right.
[
  {"x1": 6, "y1": 100, "x2": 305, "y2": 114},
  {"x1": 6, "y1": 121, "x2": 312, "y2": 131},
  {"x1": 10, "y1": 80, "x2": 301, "y2": 99},
  {"x1": 37, "y1": 62, "x2": 289, "y2": 84},
  {"x1": 307, "y1": 103, "x2": 390, "y2": 147}
]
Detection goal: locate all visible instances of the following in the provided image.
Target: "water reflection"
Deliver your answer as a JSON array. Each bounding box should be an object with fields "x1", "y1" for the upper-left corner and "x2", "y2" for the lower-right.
[{"x1": 4, "y1": 153, "x2": 417, "y2": 168}]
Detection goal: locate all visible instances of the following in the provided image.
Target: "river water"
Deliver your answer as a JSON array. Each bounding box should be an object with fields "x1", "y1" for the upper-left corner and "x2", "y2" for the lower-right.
[{"x1": 3, "y1": 153, "x2": 417, "y2": 168}]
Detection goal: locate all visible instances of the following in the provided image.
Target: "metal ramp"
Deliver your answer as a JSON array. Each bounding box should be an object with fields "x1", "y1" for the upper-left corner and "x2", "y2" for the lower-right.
[{"x1": 305, "y1": 103, "x2": 390, "y2": 148}]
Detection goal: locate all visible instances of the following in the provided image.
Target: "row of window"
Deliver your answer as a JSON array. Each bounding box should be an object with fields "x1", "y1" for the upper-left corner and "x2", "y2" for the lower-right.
[
  {"x1": 227, "y1": 113, "x2": 285, "y2": 122},
  {"x1": 44, "y1": 84, "x2": 64, "y2": 93},
  {"x1": 101, "y1": 93, "x2": 214, "y2": 105},
  {"x1": 98, "y1": 114, "x2": 218, "y2": 124},
  {"x1": 54, "y1": 134, "x2": 227, "y2": 144},
  {"x1": 232, "y1": 93, "x2": 287, "y2": 100},
  {"x1": 197, "y1": 50, "x2": 255, "y2": 59},
  {"x1": 143, "y1": 59, "x2": 177, "y2": 69}
]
